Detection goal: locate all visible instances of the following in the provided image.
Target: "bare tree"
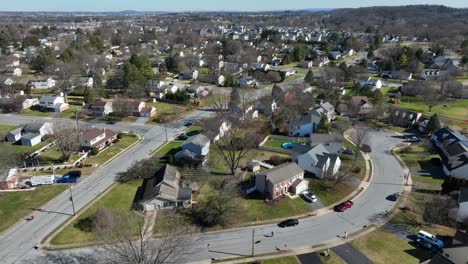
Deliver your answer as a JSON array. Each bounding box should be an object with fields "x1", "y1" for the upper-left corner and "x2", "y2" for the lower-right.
[
  {"x1": 423, "y1": 195, "x2": 456, "y2": 227},
  {"x1": 207, "y1": 94, "x2": 230, "y2": 116},
  {"x1": 351, "y1": 128, "x2": 369, "y2": 162},
  {"x1": 52, "y1": 125, "x2": 81, "y2": 161},
  {"x1": 323, "y1": 169, "x2": 354, "y2": 190},
  {"x1": 212, "y1": 120, "x2": 260, "y2": 175},
  {"x1": 95, "y1": 210, "x2": 195, "y2": 264},
  {"x1": 47, "y1": 62, "x2": 80, "y2": 103},
  {"x1": 422, "y1": 87, "x2": 444, "y2": 112}
]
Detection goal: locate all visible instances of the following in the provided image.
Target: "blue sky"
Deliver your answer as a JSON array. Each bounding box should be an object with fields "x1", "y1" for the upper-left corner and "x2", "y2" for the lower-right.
[{"x1": 1, "y1": 0, "x2": 466, "y2": 12}]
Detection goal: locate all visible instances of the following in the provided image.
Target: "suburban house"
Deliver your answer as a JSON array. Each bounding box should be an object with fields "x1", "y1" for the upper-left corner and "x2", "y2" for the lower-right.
[
  {"x1": 254, "y1": 97, "x2": 278, "y2": 116},
  {"x1": 0, "y1": 97, "x2": 38, "y2": 112},
  {"x1": 420, "y1": 70, "x2": 440, "y2": 80},
  {"x1": 6, "y1": 127, "x2": 23, "y2": 142},
  {"x1": 293, "y1": 143, "x2": 341, "y2": 178},
  {"x1": 217, "y1": 75, "x2": 225, "y2": 86},
  {"x1": 174, "y1": 134, "x2": 210, "y2": 165},
  {"x1": 239, "y1": 77, "x2": 258, "y2": 88},
  {"x1": 0, "y1": 168, "x2": 19, "y2": 190},
  {"x1": 357, "y1": 76, "x2": 382, "y2": 90},
  {"x1": 313, "y1": 57, "x2": 330, "y2": 67},
  {"x1": 4, "y1": 67, "x2": 22, "y2": 76},
  {"x1": 456, "y1": 187, "x2": 468, "y2": 223},
  {"x1": 251, "y1": 63, "x2": 270, "y2": 71},
  {"x1": 381, "y1": 70, "x2": 412, "y2": 80},
  {"x1": 432, "y1": 128, "x2": 468, "y2": 180},
  {"x1": 39, "y1": 95, "x2": 69, "y2": 112},
  {"x1": 22, "y1": 122, "x2": 53, "y2": 137},
  {"x1": 138, "y1": 165, "x2": 192, "y2": 211},
  {"x1": 299, "y1": 60, "x2": 313, "y2": 69},
  {"x1": 337, "y1": 96, "x2": 373, "y2": 116},
  {"x1": 202, "y1": 118, "x2": 231, "y2": 143},
  {"x1": 179, "y1": 70, "x2": 199, "y2": 80},
  {"x1": 20, "y1": 133, "x2": 42, "y2": 147},
  {"x1": 29, "y1": 77, "x2": 56, "y2": 89},
  {"x1": 88, "y1": 101, "x2": 113, "y2": 117},
  {"x1": 255, "y1": 162, "x2": 307, "y2": 199},
  {"x1": 288, "y1": 111, "x2": 314, "y2": 137},
  {"x1": 126, "y1": 101, "x2": 156, "y2": 117},
  {"x1": 387, "y1": 108, "x2": 422, "y2": 128},
  {"x1": 80, "y1": 127, "x2": 118, "y2": 151}
]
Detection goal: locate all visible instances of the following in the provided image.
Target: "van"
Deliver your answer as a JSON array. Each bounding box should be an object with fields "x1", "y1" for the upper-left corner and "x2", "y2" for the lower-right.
[{"x1": 417, "y1": 230, "x2": 444, "y2": 249}]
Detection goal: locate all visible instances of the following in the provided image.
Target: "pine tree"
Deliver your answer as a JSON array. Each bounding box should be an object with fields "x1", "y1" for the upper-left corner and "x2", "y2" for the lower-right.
[
  {"x1": 229, "y1": 86, "x2": 240, "y2": 109},
  {"x1": 304, "y1": 70, "x2": 314, "y2": 84},
  {"x1": 271, "y1": 84, "x2": 284, "y2": 102},
  {"x1": 426, "y1": 114, "x2": 442, "y2": 136}
]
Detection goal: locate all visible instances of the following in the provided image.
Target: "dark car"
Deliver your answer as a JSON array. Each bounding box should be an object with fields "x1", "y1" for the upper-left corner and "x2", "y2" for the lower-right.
[
  {"x1": 334, "y1": 200, "x2": 354, "y2": 212},
  {"x1": 106, "y1": 121, "x2": 116, "y2": 125},
  {"x1": 278, "y1": 219, "x2": 299, "y2": 228},
  {"x1": 387, "y1": 192, "x2": 400, "y2": 201},
  {"x1": 185, "y1": 122, "x2": 193, "y2": 127},
  {"x1": 177, "y1": 134, "x2": 188, "y2": 140},
  {"x1": 361, "y1": 144, "x2": 372, "y2": 153}
]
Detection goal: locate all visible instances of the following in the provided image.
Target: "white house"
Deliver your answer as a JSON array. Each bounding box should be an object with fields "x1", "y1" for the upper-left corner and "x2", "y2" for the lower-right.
[
  {"x1": 39, "y1": 95, "x2": 69, "y2": 112},
  {"x1": 357, "y1": 76, "x2": 382, "y2": 90},
  {"x1": 295, "y1": 144, "x2": 341, "y2": 178},
  {"x1": 5, "y1": 67, "x2": 22, "y2": 76},
  {"x1": 182, "y1": 134, "x2": 210, "y2": 156},
  {"x1": 217, "y1": 75, "x2": 225, "y2": 86},
  {"x1": 299, "y1": 60, "x2": 314, "y2": 69},
  {"x1": 29, "y1": 77, "x2": 56, "y2": 89},
  {"x1": 20, "y1": 133, "x2": 42, "y2": 147}
]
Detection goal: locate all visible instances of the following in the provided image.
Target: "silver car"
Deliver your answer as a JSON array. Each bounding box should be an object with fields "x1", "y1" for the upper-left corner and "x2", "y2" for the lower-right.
[{"x1": 302, "y1": 191, "x2": 318, "y2": 203}]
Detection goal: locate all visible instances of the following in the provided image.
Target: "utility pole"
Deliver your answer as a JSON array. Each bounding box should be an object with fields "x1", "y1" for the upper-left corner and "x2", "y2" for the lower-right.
[
  {"x1": 74, "y1": 109, "x2": 81, "y2": 143},
  {"x1": 69, "y1": 185, "x2": 76, "y2": 216},
  {"x1": 164, "y1": 124, "x2": 168, "y2": 142}
]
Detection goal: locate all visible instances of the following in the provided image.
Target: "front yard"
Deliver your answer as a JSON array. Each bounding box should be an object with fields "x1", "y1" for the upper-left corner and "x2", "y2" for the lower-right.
[
  {"x1": 0, "y1": 185, "x2": 68, "y2": 232},
  {"x1": 351, "y1": 228, "x2": 433, "y2": 264},
  {"x1": 85, "y1": 134, "x2": 139, "y2": 166},
  {"x1": 153, "y1": 140, "x2": 184, "y2": 158},
  {"x1": 147, "y1": 101, "x2": 194, "y2": 124},
  {"x1": 50, "y1": 180, "x2": 143, "y2": 245}
]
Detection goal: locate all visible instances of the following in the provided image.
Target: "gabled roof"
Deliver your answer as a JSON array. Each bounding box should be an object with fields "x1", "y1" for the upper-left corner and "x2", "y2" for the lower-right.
[
  {"x1": 23, "y1": 122, "x2": 50, "y2": 133},
  {"x1": 184, "y1": 134, "x2": 210, "y2": 147},
  {"x1": 140, "y1": 165, "x2": 190, "y2": 202},
  {"x1": 349, "y1": 96, "x2": 369, "y2": 107},
  {"x1": 260, "y1": 162, "x2": 304, "y2": 185}
]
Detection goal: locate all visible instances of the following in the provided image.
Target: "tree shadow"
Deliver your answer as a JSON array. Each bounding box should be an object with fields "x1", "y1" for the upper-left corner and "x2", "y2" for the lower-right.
[
  {"x1": 403, "y1": 247, "x2": 434, "y2": 262},
  {"x1": 73, "y1": 217, "x2": 93, "y2": 232}
]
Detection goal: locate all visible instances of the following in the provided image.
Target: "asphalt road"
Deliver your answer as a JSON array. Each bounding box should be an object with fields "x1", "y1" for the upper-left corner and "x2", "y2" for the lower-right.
[
  {"x1": 22, "y1": 130, "x2": 407, "y2": 263},
  {"x1": 0, "y1": 109, "x2": 214, "y2": 264}
]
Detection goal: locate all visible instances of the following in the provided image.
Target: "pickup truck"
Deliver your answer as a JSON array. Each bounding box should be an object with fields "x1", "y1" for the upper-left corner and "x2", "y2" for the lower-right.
[
  {"x1": 56, "y1": 175, "x2": 80, "y2": 183},
  {"x1": 334, "y1": 200, "x2": 354, "y2": 212}
]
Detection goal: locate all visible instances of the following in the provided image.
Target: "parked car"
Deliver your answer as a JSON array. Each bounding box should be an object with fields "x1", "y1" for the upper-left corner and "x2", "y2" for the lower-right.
[
  {"x1": 185, "y1": 122, "x2": 192, "y2": 127},
  {"x1": 342, "y1": 148, "x2": 355, "y2": 155},
  {"x1": 360, "y1": 144, "x2": 372, "y2": 153},
  {"x1": 56, "y1": 175, "x2": 80, "y2": 183},
  {"x1": 302, "y1": 191, "x2": 318, "y2": 203},
  {"x1": 415, "y1": 230, "x2": 444, "y2": 251},
  {"x1": 405, "y1": 136, "x2": 420, "y2": 143},
  {"x1": 177, "y1": 134, "x2": 188, "y2": 140},
  {"x1": 334, "y1": 200, "x2": 354, "y2": 212},
  {"x1": 387, "y1": 192, "x2": 400, "y2": 201},
  {"x1": 278, "y1": 219, "x2": 299, "y2": 228},
  {"x1": 106, "y1": 121, "x2": 116, "y2": 125}
]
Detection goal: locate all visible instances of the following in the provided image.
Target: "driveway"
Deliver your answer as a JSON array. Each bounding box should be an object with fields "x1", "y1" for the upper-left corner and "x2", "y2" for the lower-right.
[
  {"x1": 25, "y1": 130, "x2": 407, "y2": 263},
  {"x1": 332, "y1": 243, "x2": 373, "y2": 264},
  {"x1": 297, "y1": 252, "x2": 323, "y2": 264}
]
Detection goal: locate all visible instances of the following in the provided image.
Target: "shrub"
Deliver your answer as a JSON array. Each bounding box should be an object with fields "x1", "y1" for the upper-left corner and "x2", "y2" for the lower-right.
[
  {"x1": 268, "y1": 155, "x2": 289, "y2": 166},
  {"x1": 351, "y1": 167, "x2": 361, "y2": 173},
  {"x1": 91, "y1": 147, "x2": 100, "y2": 155}
]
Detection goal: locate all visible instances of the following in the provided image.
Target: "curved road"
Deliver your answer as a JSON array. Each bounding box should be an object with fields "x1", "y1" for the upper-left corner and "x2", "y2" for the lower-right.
[{"x1": 21, "y1": 130, "x2": 407, "y2": 263}]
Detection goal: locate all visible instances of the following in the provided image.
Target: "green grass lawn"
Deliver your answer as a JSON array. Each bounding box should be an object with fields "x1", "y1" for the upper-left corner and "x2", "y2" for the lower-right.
[
  {"x1": 153, "y1": 141, "x2": 183, "y2": 158},
  {"x1": 351, "y1": 229, "x2": 433, "y2": 264},
  {"x1": 59, "y1": 105, "x2": 82, "y2": 119},
  {"x1": 0, "y1": 123, "x2": 16, "y2": 133},
  {"x1": 263, "y1": 138, "x2": 290, "y2": 148},
  {"x1": 37, "y1": 148, "x2": 64, "y2": 164},
  {"x1": 263, "y1": 256, "x2": 300, "y2": 264},
  {"x1": 147, "y1": 101, "x2": 193, "y2": 123},
  {"x1": 237, "y1": 195, "x2": 311, "y2": 223},
  {"x1": 51, "y1": 180, "x2": 142, "y2": 245},
  {"x1": 307, "y1": 178, "x2": 355, "y2": 206},
  {"x1": 342, "y1": 138, "x2": 367, "y2": 180},
  {"x1": 185, "y1": 124, "x2": 203, "y2": 134},
  {"x1": 0, "y1": 185, "x2": 68, "y2": 232},
  {"x1": 2, "y1": 141, "x2": 48, "y2": 156},
  {"x1": 86, "y1": 135, "x2": 138, "y2": 165},
  {"x1": 398, "y1": 145, "x2": 443, "y2": 187},
  {"x1": 19, "y1": 108, "x2": 51, "y2": 117}
]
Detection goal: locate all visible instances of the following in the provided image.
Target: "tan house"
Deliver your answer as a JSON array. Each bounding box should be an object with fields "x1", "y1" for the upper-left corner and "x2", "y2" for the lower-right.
[{"x1": 80, "y1": 128, "x2": 118, "y2": 151}]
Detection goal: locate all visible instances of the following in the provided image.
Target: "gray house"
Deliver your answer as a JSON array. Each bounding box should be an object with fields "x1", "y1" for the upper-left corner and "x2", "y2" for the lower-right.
[
  {"x1": 139, "y1": 165, "x2": 192, "y2": 211},
  {"x1": 22, "y1": 122, "x2": 53, "y2": 137},
  {"x1": 6, "y1": 127, "x2": 23, "y2": 142},
  {"x1": 20, "y1": 133, "x2": 41, "y2": 147},
  {"x1": 182, "y1": 134, "x2": 210, "y2": 156}
]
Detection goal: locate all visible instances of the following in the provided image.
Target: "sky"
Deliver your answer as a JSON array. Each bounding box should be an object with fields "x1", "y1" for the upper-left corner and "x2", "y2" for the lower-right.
[{"x1": 0, "y1": 0, "x2": 466, "y2": 12}]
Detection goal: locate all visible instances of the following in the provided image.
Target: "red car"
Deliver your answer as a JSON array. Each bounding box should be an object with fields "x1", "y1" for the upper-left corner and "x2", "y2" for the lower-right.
[{"x1": 334, "y1": 200, "x2": 354, "y2": 212}]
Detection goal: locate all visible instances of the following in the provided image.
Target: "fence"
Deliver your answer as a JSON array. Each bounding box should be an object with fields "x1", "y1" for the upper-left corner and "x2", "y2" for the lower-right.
[{"x1": 258, "y1": 134, "x2": 308, "y2": 155}]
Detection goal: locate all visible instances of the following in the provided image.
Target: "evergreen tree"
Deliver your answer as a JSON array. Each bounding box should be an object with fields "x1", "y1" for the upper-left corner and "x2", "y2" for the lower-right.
[
  {"x1": 271, "y1": 84, "x2": 284, "y2": 103},
  {"x1": 304, "y1": 70, "x2": 315, "y2": 84},
  {"x1": 229, "y1": 86, "x2": 240, "y2": 109},
  {"x1": 426, "y1": 114, "x2": 442, "y2": 136}
]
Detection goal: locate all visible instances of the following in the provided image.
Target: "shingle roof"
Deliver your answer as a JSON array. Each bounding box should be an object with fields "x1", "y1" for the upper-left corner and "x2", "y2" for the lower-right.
[
  {"x1": 260, "y1": 162, "x2": 304, "y2": 185},
  {"x1": 141, "y1": 165, "x2": 190, "y2": 202},
  {"x1": 185, "y1": 134, "x2": 210, "y2": 147}
]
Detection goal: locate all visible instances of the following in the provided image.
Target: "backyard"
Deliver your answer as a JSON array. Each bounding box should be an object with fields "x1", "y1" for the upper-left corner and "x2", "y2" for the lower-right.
[
  {"x1": 0, "y1": 185, "x2": 68, "y2": 232},
  {"x1": 50, "y1": 180, "x2": 143, "y2": 245}
]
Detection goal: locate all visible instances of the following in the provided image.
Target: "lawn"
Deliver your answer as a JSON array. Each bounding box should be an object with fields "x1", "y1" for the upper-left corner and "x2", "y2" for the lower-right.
[
  {"x1": 341, "y1": 138, "x2": 367, "y2": 180},
  {"x1": 2, "y1": 140, "x2": 48, "y2": 156},
  {"x1": 37, "y1": 148, "x2": 64, "y2": 164},
  {"x1": 307, "y1": 178, "x2": 355, "y2": 206},
  {"x1": 263, "y1": 256, "x2": 300, "y2": 264},
  {"x1": 50, "y1": 180, "x2": 143, "y2": 245},
  {"x1": 398, "y1": 145, "x2": 443, "y2": 187},
  {"x1": 351, "y1": 229, "x2": 433, "y2": 264},
  {"x1": 0, "y1": 185, "x2": 68, "y2": 232},
  {"x1": 147, "y1": 101, "x2": 194, "y2": 123},
  {"x1": 0, "y1": 123, "x2": 16, "y2": 133},
  {"x1": 153, "y1": 141, "x2": 183, "y2": 158},
  {"x1": 185, "y1": 124, "x2": 203, "y2": 134},
  {"x1": 86, "y1": 134, "x2": 139, "y2": 165},
  {"x1": 262, "y1": 137, "x2": 307, "y2": 149},
  {"x1": 59, "y1": 105, "x2": 82, "y2": 119},
  {"x1": 237, "y1": 195, "x2": 311, "y2": 223},
  {"x1": 398, "y1": 97, "x2": 468, "y2": 129},
  {"x1": 19, "y1": 108, "x2": 51, "y2": 117}
]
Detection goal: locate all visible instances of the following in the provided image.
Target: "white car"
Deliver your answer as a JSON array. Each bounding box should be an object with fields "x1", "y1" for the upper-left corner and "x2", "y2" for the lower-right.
[{"x1": 302, "y1": 191, "x2": 318, "y2": 203}]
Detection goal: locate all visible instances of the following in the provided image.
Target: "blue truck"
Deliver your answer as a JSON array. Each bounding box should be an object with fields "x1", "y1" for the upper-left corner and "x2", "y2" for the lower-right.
[{"x1": 56, "y1": 175, "x2": 80, "y2": 183}]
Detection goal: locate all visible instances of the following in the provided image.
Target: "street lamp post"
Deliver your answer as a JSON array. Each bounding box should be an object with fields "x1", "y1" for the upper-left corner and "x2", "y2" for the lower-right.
[{"x1": 69, "y1": 185, "x2": 76, "y2": 216}]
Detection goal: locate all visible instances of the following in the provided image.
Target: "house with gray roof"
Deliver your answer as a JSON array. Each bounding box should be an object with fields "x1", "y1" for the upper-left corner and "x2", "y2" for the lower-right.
[
  {"x1": 433, "y1": 128, "x2": 468, "y2": 180},
  {"x1": 174, "y1": 134, "x2": 210, "y2": 165},
  {"x1": 139, "y1": 165, "x2": 192, "y2": 211},
  {"x1": 20, "y1": 133, "x2": 41, "y2": 147},
  {"x1": 295, "y1": 143, "x2": 341, "y2": 178},
  {"x1": 255, "y1": 162, "x2": 306, "y2": 199}
]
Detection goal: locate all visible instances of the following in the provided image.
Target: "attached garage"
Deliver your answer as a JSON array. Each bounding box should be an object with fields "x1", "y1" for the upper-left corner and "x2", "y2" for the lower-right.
[{"x1": 290, "y1": 179, "x2": 309, "y2": 195}]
